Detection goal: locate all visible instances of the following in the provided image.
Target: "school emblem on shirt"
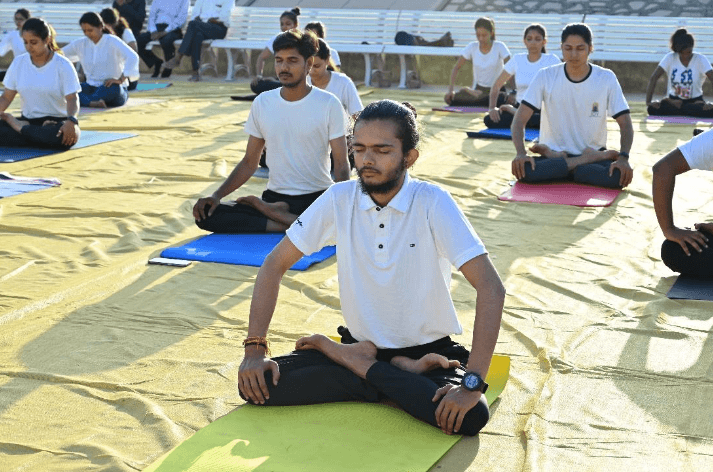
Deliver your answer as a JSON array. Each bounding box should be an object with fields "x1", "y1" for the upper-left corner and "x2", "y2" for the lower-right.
[{"x1": 590, "y1": 102, "x2": 599, "y2": 117}]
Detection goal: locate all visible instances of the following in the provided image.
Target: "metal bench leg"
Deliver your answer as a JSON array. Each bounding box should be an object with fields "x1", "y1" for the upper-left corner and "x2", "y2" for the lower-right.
[
  {"x1": 198, "y1": 44, "x2": 218, "y2": 77},
  {"x1": 225, "y1": 49, "x2": 235, "y2": 81},
  {"x1": 363, "y1": 53, "x2": 372, "y2": 87},
  {"x1": 398, "y1": 54, "x2": 407, "y2": 89}
]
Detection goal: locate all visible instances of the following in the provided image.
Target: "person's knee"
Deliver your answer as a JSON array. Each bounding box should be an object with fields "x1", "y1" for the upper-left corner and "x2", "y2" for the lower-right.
[
  {"x1": 457, "y1": 398, "x2": 490, "y2": 436},
  {"x1": 661, "y1": 239, "x2": 687, "y2": 273}
]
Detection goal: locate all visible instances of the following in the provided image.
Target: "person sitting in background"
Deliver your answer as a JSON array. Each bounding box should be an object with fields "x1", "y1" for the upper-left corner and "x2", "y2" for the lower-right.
[
  {"x1": 251, "y1": 7, "x2": 300, "y2": 95},
  {"x1": 0, "y1": 8, "x2": 31, "y2": 82},
  {"x1": 485, "y1": 24, "x2": 559, "y2": 129},
  {"x1": 646, "y1": 28, "x2": 713, "y2": 118},
  {"x1": 445, "y1": 17, "x2": 510, "y2": 107},
  {"x1": 305, "y1": 21, "x2": 341, "y2": 72},
  {"x1": 136, "y1": 0, "x2": 189, "y2": 78},
  {"x1": 308, "y1": 39, "x2": 362, "y2": 118},
  {"x1": 162, "y1": 0, "x2": 232, "y2": 82},
  {"x1": 0, "y1": 18, "x2": 81, "y2": 149},
  {"x1": 653, "y1": 128, "x2": 713, "y2": 277},
  {"x1": 112, "y1": 0, "x2": 145, "y2": 39},
  {"x1": 100, "y1": 8, "x2": 138, "y2": 90},
  {"x1": 63, "y1": 12, "x2": 140, "y2": 108}
]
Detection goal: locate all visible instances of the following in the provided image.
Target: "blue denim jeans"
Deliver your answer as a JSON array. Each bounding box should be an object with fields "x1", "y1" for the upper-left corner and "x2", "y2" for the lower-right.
[{"x1": 79, "y1": 83, "x2": 128, "y2": 108}]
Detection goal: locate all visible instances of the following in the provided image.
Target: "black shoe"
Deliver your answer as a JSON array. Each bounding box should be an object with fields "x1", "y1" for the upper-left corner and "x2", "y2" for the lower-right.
[
  {"x1": 693, "y1": 128, "x2": 705, "y2": 137},
  {"x1": 161, "y1": 67, "x2": 172, "y2": 78},
  {"x1": 151, "y1": 60, "x2": 163, "y2": 78}
]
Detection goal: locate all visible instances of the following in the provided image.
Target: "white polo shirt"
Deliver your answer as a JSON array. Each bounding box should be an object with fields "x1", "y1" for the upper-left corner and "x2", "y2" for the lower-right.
[
  {"x1": 286, "y1": 174, "x2": 487, "y2": 349},
  {"x1": 679, "y1": 128, "x2": 713, "y2": 171}
]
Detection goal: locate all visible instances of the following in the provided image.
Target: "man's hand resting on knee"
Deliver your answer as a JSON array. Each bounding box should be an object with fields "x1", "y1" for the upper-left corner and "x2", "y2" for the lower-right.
[
  {"x1": 238, "y1": 349, "x2": 280, "y2": 405},
  {"x1": 432, "y1": 384, "x2": 483, "y2": 435},
  {"x1": 193, "y1": 195, "x2": 220, "y2": 221}
]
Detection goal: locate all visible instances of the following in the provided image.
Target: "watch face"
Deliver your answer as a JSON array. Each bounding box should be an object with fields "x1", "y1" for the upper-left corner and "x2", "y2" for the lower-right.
[{"x1": 464, "y1": 373, "x2": 480, "y2": 390}]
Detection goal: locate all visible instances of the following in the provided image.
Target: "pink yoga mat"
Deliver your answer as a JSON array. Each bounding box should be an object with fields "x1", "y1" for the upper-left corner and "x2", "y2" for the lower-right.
[
  {"x1": 646, "y1": 115, "x2": 713, "y2": 124},
  {"x1": 431, "y1": 106, "x2": 488, "y2": 113},
  {"x1": 498, "y1": 181, "x2": 621, "y2": 207}
]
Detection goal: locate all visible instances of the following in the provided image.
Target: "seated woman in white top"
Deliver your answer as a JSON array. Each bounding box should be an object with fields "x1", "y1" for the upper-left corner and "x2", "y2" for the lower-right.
[
  {"x1": 445, "y1": 17, "x2": 510, "y2": 107},
  {"x1": 63, "y1": 12, "x2": 140, "y2": 109},
  {"x1": 251, "y1": 7, "x2": 300, "y2": 95},
  {"x1": 0, "y1": 8, "x2": 31, "y2": 82},
  {"x1": 485, "y1": 24, "x2": 560, "y2": 129},
  {"x1": 646, "y1": 28, "x2": 713, "y2": 118},
  {"x1": 0, "y1": 18, "x2": 81, "y2": 149},
  {"x1": 305, "y1": 22, "x2": 341, "y2": 72},
  {"x1": 100, "y1": 8, "x2": 139, "y2": 91},
  {"x1": 308, "y1": 39, "x2": 362, "y2": 118}
]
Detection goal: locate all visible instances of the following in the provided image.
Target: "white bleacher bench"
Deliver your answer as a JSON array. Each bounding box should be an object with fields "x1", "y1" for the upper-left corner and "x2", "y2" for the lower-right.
[{"x1": 4, "y1": 5, "x2": 713, "y2": 88}]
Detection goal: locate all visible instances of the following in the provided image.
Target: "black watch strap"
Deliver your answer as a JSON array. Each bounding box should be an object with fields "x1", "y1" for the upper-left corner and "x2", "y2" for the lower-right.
[
  {"x1": 462, "y1": 371, "x2": 489, "y2": 393},
  {"x1": 66, "y1": 116, "x2": 79, "y2": 125}
]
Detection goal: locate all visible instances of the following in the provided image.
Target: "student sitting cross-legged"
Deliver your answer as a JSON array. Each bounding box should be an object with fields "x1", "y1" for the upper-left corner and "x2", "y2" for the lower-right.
[
  {"x1": 511, "y1": 23, "x2": 634, "y2": 189},
  {"x1": 193, "y1": 29, "x2": 350, "y2": 233},
  {"x1": 238, "y1": 99, "x2": 506, "y2": 437},
  {"x1": 0, "y1": 18, "x2": 81, "y2": 150}
]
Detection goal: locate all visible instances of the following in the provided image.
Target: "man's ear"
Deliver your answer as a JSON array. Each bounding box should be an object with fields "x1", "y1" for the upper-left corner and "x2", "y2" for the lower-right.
[{"x1": 405, "y1": 148, "x2": 419, "y2": 169}]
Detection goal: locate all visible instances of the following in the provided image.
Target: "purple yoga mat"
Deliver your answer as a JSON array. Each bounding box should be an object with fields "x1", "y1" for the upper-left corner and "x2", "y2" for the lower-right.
[
  {"x1": 431, "y1": 106, "x2": 489, "y2": 113},
  {"x1": 498, "y1": 181, "x2": 621, "y2": 207},
  {"x1": 646, "y1": 115, "x2": 713, "y2": 124}
]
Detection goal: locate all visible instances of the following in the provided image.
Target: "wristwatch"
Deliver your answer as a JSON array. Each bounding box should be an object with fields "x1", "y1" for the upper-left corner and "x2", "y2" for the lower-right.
[
  {"x1": 66, "y1": 116, "x2": 79, "y2": 125},
  {"x1": 461, "y1": 371, "x2": 488, "y2": 393}
]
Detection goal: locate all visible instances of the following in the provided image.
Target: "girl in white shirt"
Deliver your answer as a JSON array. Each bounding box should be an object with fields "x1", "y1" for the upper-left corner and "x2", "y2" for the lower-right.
[
  {"x1": 63, "y1": 12, "x2": 140, "y2": 108},
  {"x1": 485, "y1": 24, "x2": 560, "y2": 129},
  {"x1": 305, "y1": 22, "x2": 341, "y2": 72},
  {"x1": 446, "y1": 17, "x2": 510, "y2": 107},
  {"x1": 0, "y1": 18, "x2": 81, "y2": 149},
  {"x1": 100, "y1": 8, "x2": 139, "y2": 91},
  {"x1": 646, "y1": 28, "x2": 713, "y2": 117},
  {"x1": 0, "y1": 8, "x2": 31, "y2": 82}
]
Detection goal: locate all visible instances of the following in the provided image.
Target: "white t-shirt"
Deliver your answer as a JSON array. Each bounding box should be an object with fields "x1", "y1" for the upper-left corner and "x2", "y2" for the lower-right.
[
  {"x1": 286, "y1": 174, "x2": 487, "y2": 349},
  {"x1": 330, "y1": 47, "x2": 341, "y2": 67},
  {"x1": 266, "y1": 32, "x2": 281, "y2": 53},
  {"x1": 307, "y1": 71, "x2": 363, "y2": 116},
  {"x1": 460, "y1": 40, "x2": 510, "y2": 89},
  {"x1": 122, "y1": 28, "x2": 137, "y2": 45},
  {"x1": 244, "y1": 87, "x2": 346, "y2": 195},
  {"x1": 3, "y1": 53, "x2": 81, "y2": 119},
  {"x1": 0, "y1": 30, "x2": 25, "y2": 57},
  {"x1": 63, "y1": 34, "x2": 140, "y2": 87},
  {"x1": 679, "y1": 128, "x2": 713, "y2": 171},
  {"x1": 191, "y1": 0, "x2": 233, "y2": 26},
  {"x1": 522, "y1": 63, "x2": 629, "y2": 155},
  {"x1": 658, "y1": 51, "x2": 713, "y2": 100},
  {"x1": 503, "y1": 52, "x2": 560, "y2": 102}
]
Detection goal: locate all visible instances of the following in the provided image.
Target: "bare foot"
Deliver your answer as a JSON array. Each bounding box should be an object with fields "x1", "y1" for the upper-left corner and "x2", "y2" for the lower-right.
[
  {"x1": 1, "y1": 113, "x2": 30, "y2": 133},
  {"x1": 296, "y1": 334, "x2": 377, "y2": 379},
  {"x1": 499, "y1": 104, "x2": 517, "y2": 115},
  {"x1": 529, "y1": 143, "x2": 567, "y2": 159},
  {"x1": 236, "y1": 196, "x2": 297, "y2": 227},
  {"x1": 391, "y1": 353, "x2": 460, "y2": 374},
  {"x1": 580, "y1": 146, "x2": 619, "y2": 162},
  {"x1": 89, "y1": 100, "x2": 107, "y2": 108}
]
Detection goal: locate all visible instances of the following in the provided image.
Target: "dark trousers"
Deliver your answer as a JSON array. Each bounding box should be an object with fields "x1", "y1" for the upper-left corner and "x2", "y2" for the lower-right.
[
  {"x1": 451, "y1": 86, "x2": 507, "y2": 107},
  {"x1": 178, "y1": 19, "x2": 227, "y2": 71},
  {"x1": 647, "y1": 95, "x2": 713, "y2": 118},
  {"x1": 137, "y1": 24, "x2": 183, "y2": 67},
  {"x1": 251, "y1": 78, "x2": 281, "y2": 95},
  {"x1": 79, "y1": 83, "x2": 128, "y2": 107},
  {"x1": 661, "y1": 239, "x2": 713, "y2": 277},
  {"x1": 0, "y1": 117, "x2": 71, "y2": 149},
  {"x1": 239, "y1": 327, "x2": 490, "y2": 436},
  {"x1": 196, "y1": 188, "x2": 324, "y2": 233},
  {"x1": 0, "y1": 70, "x2": 5, "y2": 82},
  {"x1": 522, "y1": 154, "x2": 622, "y2": 188},
  {"x1": 484, "y1": 107, "x2": 541, "y2": 129}
]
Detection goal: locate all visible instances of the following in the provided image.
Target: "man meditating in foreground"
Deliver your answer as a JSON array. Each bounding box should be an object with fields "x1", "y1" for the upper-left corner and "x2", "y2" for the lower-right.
[{"x1": 238, "y1": 100, "x2": 506, "y2": 436}]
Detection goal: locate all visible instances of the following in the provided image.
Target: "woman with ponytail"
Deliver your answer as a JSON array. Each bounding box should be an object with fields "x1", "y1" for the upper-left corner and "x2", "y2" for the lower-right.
[
  {"x1": 251, "y1": 7, "x2": 301, "y2": 95},
  {"x1": 63, "y1": 12, "x2": 140, "y2": 108},
  {"x1": 0, "y1": 18, "x2": 82, "y2": 149},
  {"x1": 646, "y1": 28, "x2": 713, "y2": 117},
  {"x1": 485, "y1": 24, "x2": 560, "y2": 129}
]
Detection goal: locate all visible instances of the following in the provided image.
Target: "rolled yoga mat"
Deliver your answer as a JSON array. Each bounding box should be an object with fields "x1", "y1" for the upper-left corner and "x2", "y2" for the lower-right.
[
  {"x1": 498, "y1": 181, "x2": 621, "y2": 207},
  {"x1": 160, "y1": 233, "x2": 336, "y2": 271}
]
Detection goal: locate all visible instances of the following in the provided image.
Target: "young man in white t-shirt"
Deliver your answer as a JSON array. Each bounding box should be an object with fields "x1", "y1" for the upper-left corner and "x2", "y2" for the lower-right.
[
  {"x1": 511, "y1": 23, "x2": 634, "y2": 189},
  {"x1": 238, "y1": 100, "x2": 505, "y2": 436},
  {"x1": 193, "y1": 30, "x2": 350, "y2": 233},
  {"x1": 653, "y1": 129, "x2": 713, "y2": 277}
]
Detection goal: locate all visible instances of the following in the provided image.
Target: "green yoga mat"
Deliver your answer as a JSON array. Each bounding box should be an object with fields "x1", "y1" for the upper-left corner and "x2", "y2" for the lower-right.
[{"x1": 144, "y1": 402, "x2": 461, "y2": 472}]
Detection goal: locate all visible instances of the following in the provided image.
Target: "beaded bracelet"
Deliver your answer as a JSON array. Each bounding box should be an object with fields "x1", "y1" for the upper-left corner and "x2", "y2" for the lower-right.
[{"x1": 243, "y1": 336, "x2": 271, "y2": 355}]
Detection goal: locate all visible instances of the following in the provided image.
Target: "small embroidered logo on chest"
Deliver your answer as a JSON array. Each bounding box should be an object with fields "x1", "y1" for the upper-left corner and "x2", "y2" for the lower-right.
[
  {"x1": 590, "y1": 102, "x2": 599, "y2": 117},
  {"x1": 295, "y1": 217, "x2": 303, "y2": 226},
  {"x1": 410, "y1": 244, "x2": 416, "y2": 247}
]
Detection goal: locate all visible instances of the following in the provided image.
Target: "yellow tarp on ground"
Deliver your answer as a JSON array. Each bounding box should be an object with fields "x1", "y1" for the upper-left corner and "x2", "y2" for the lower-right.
[{"x1": 1, "y1": 82, "x2": 712, "y2": 471}]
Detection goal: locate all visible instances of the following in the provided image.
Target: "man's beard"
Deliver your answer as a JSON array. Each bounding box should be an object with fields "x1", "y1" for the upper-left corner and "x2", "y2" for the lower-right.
[
  {"x1": 357, "y1": 157, "x2": 407, "y2": 196},
  {"x1": 279, "y1": 72, "x2": 303, "y2": 88}
]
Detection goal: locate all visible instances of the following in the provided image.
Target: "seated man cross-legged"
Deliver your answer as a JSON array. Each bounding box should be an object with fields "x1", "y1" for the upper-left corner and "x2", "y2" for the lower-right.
[
  {"x1": 193, "y1": 29, "x2": 349, "y2": 233},
  {"x1": 511, "y1": 23, "x2": 634, "y2": 189},
  {"x1": 238, "y1": 100, "x2": 506, "y2": 436}
]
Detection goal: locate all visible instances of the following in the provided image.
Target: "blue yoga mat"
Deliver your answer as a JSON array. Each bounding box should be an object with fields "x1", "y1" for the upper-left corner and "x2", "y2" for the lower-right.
[
  {"x1": 0, "y1": 131, "x2": 137, "y2": 163},
  {"x1": 133, "y1": 82, "x2": 173, "y2": 91},
  {"x1": 0, "y1": 181, "x2": 57, "y2": 198},
  {"x1": 466, "y1": 128, "x2": 539, "y2": 141},
  {"x1": 161, "y1": 233, "x2": 336, "y2": 271},
  {"x1": 666, "y1": 275, "x2": 713, "y2": 301}
]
